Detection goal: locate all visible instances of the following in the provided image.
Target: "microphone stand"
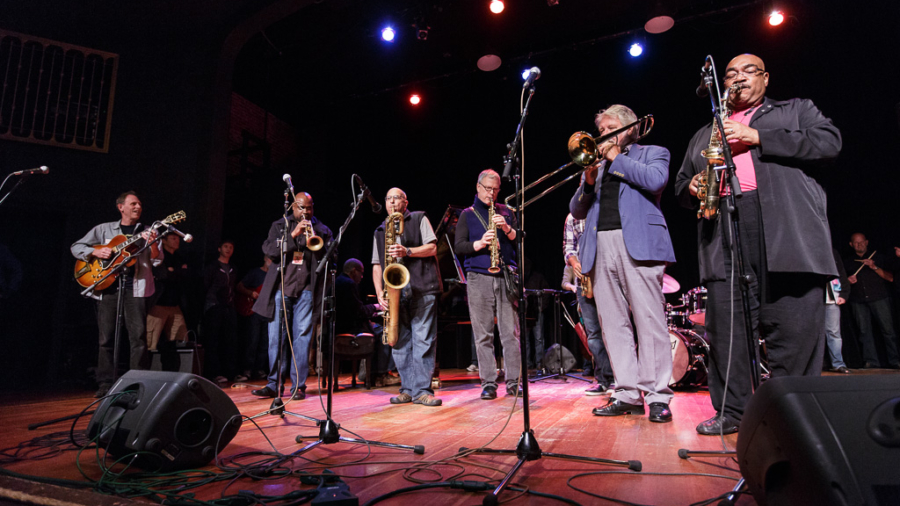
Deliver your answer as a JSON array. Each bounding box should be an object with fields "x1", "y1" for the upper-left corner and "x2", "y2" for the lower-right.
[
  {"x1": 281, "y1": 186, "x2": 423, "y2": 459},
  {"x1": 463, "y1": 82, "x2": 640, "y2": 506},
  {"x1": 247, "y1": 190, "x2": 320, "y2": 425},
  {"x1": 677, "y1": 57, "x2": 760, "y2": 506},
  {"x1": 528, "y1": 289, "x2": 590, "y2": 383}
]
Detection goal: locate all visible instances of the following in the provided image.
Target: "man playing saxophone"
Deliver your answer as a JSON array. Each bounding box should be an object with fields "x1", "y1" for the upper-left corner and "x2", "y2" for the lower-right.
[
  {"x1": 570, "y1": 105, "x2": 676, "y2": 423},
  {"x1": 372, "y1": 188, "x2": 443, "y2": 407},
  {"x1": 674, "y1": 54, "x2": 841, "y2": 435},
  {"x1": 455, "y1": 169, "x2": 521, "y2": 400}
]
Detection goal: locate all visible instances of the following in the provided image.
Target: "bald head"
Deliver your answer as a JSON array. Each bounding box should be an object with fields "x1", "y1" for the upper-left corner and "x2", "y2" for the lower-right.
[
  {"x1": 725, "y1": 53, "x2": 769, "y2": 110},
  {"x1": 850, "y1": 233, "x2": 869, "y2": 256}
]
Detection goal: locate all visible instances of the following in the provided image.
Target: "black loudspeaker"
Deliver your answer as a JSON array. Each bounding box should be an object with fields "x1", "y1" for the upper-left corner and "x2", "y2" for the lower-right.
[
  {"x1": 87, "y1": 370, "x2": 242, "y2": 472},
  {"x1": 543, "y1": 343, "x2": 577, "y2": 373},
  {"x1": 737, "y1": 375, "x2": 900, "y2": 506}
]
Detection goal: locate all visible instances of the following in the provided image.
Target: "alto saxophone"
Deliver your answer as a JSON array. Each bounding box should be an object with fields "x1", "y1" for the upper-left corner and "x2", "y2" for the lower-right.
[
  {"x1": 697, "y1": 83, "x2": 741, "y2": 220},
  {"x1": 381, "y1": 212, "x2": 410, "y2": 347},
  {"x1": 487, "y1": 196, "x2": 501, "y2": 274}
]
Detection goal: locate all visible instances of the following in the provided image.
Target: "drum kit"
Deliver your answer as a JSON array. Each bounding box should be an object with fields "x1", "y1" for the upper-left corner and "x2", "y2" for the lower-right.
[{"x1": 662, "y1": 275, "x2": 710, "y2": 389}]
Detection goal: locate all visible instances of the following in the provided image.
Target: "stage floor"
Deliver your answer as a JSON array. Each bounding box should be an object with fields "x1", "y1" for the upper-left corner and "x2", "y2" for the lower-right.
[{"x1": 1, "y1": 367, "x2": 895, "y2": 505}]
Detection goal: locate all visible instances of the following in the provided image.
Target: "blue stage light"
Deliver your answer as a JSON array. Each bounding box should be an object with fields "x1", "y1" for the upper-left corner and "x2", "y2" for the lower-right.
[
  {"x1": 628, "y1": 43, "x2": 643, "y2": 57},
  {"x1": 382, "y1": 27, "x2": 396, "y2": 42}
]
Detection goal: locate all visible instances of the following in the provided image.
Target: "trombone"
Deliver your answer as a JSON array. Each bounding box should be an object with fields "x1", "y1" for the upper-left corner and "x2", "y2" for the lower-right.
[{"x1": 504, "y1": 115, "x2": 654, "y2": 211}]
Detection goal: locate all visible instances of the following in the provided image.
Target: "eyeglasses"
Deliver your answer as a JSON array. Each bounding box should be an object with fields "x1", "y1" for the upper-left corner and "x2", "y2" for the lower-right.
[
  {"x1": 724, "y1": 65, "x2": 765, "y2": 81},
  {"x1": 478, "y1": 183, "x2": 500, "y2": 193},
  {"x1": 295, "y1": 205, "x2": 313, "y2": 210},
  {"x1": 385, "y1": 196, "x2": 406, "y2": 202}
]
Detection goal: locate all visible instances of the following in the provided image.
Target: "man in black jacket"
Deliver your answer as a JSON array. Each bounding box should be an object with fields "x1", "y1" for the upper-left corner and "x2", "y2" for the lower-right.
[
  {"x1": 251, "y1": 192, "x2": 333, "y2": 400},
  {"x1": 675, "y1": 54, "x2": 841, "y2": 435},
  {"x1": 372, "y1": 188, "x2": 443, "y2": 406}
]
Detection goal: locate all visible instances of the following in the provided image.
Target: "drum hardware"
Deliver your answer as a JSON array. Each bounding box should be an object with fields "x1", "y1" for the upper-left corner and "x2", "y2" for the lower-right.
[{"x1": 668, "y1": 328, "x2": 710, "y2": 388}]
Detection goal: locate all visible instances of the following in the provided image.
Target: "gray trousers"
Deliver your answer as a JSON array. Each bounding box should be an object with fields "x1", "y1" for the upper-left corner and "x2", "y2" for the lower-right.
[
  {"x1": 592, "y1": 230, "x2": 673, "y2": 405},
  {"x1": 467, "y1": 271, "x2": 521, "y2": 390}
]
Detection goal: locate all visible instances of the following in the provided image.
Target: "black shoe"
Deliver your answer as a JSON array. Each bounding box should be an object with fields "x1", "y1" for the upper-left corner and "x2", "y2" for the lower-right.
[
  {"x1": 592, "y1": 398, "x2": 645, "y2": 416},
  {"x1": 696, "y1": 415, "x2": 739, "y2": 435},
  {"x1": 648, "y1": 402, "x2": 673, "y2": 423},
  {"x1": 582, "y1": 368, "x2": 594, "y2": 377},
  {"x1": 585, "y1": 383, "x2": 609, "y2": 396},
  {"x1": 94, "y1": 385, "x2": 110, "y2": 398},
  {"x1": 506, "y1": 384, "x2": 520, "y2": 396},
  {"x1": 290, "y1": 389, "x2": 306, "y2": 400},
  {"x1": 863, "y1": 362, "x2": 879, "y2": 369},
  {"x1": 480, "y1": 386, "x2": 498, "y2": 400},
  {"x1": 830, "y1": 366, "x2": 851, "y2": 374},
  {"x1": 251, "y1": 386, "x2": 280, "y2": 398}
]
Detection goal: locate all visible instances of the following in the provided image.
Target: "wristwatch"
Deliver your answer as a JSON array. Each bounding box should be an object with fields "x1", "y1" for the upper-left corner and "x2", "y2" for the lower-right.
[{"x1": 406, "y1": 247, "x2": 412, "y2": 257}]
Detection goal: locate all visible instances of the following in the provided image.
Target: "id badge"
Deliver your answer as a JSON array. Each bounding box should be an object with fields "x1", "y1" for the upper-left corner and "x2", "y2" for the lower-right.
[{"x1": 292, "y1": 251, "x2": 304, "y2": 265}]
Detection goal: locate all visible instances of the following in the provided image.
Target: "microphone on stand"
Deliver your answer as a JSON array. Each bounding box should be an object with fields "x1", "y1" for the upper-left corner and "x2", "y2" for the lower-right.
[
  {"x1": 354, "y1": 175, "x2": 383, "y2": 213},
  {"x1": 282, "y1": 174, "x2": 297, "y2": 201},
  {"x1": 522, "y1": 67, "x2": 541, "y2": 89},
  {"x1": 12, "y1": 166, "x2": 49, "y2": 176},
  {"x1": 164, "y1": 224, "x2": 193, "y2": 243},
  {"x1": 696, "y1": 58, "x2": 713, "y2": 98}
]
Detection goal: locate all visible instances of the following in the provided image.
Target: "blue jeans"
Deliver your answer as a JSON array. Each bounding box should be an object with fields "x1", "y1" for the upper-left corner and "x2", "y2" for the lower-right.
[
  {"x1": 824, "y1": 304, "x2": 847, "y2": 369},
  {"x1": 578, "y1": 289, "x2": 614, "y2": 385},
  {"x1": 849, "y1": 298, "x2": 899, "y2": 366},
  {"x1": 392, "y1": 293, "x2": 438, "y2": 398},
  {"x1": 266, "y1": 290, "x2": 314, "y2": 393}
]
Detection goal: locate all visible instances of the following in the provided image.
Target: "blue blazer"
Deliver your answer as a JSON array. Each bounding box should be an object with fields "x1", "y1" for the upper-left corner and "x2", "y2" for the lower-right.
[{"x1": 569, "y1": 143, "x2": 676, "y2": 269}]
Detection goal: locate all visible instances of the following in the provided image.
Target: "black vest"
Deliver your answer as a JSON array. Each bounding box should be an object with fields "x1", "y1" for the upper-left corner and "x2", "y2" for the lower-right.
[{"x1": 375, "y1": 211, "x2": 443, "y2": 296}]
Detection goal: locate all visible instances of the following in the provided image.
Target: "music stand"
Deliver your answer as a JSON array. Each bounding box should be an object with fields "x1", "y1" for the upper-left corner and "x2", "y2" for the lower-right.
[
  {"x1": 462, "y1": 84, "x2": 640, "y2": 506},
  {"x1": 528, "y1": 289, "x2": 590, "y2": 383}
]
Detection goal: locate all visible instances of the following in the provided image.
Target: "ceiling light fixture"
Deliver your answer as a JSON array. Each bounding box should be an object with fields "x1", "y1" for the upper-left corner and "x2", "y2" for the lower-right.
[{"x1": 644, "y1": 1, "x2": 675, "y2": 34}]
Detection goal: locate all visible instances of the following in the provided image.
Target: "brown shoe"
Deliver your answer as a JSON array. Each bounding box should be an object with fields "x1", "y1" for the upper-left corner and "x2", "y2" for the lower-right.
[
  {"x1": 379, "y1": 374, "x2": 402, "y2": 386},
  {"x1": 413, "y1": 394, "x2": 442, "y2": 406},
  {"x1": 390, "y1": 393, "x2": 413, "y2": 404}
]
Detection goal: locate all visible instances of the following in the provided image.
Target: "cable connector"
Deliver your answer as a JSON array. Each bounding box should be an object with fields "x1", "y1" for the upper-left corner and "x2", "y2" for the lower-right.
[{"x1": 311, "y1": 480, "x2": 358, "y2": 505}]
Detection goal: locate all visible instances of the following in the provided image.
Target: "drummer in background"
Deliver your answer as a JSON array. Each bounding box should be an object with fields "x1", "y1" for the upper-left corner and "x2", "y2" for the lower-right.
[{"x1": 569, "y1": 104, "x2": 676, "y2": 423}]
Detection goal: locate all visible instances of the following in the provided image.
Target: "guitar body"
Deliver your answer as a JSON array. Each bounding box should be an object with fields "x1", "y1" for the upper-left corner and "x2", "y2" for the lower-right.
[{"x1": 73, "y1": 235, "x2": 140, "y2": 289}]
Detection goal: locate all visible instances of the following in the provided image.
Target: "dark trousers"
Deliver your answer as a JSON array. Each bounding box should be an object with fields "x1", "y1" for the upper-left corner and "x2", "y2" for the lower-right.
[
  {"x1": 849, "y1": 298, "x2": 899, "y2": 366},
  {"x1": 203, "y1": 304, "x2": 238, "y2": 379},
  {"x1": 578, "y1": 289, "x2": 614, "y2": 385},
  {"x1": 241, "y1": 313, "x2": 269, "y2": 372},
  {"x1": 706, "y1": 191, "x2": 825, "y2": 424},
  {"x1": 97, "y1": 289, "x2": 149, "y2": 387}
]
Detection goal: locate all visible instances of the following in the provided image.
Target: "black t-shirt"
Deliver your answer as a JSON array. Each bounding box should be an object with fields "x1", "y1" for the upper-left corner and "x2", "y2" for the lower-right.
[
  {"x1": 118, "y1": 224, "x2": 138, "y2": 288},
  {"x1": 596, "y1": 167, "x2": 622, "y2": 231}
]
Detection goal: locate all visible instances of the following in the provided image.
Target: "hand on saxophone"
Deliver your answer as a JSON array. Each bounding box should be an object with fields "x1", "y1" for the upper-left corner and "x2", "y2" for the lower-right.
[
  {"x1": 388, "y1": 244, "x2": 407, "y2": 258},
  {"x1": 723, "y1": 119, "x2": 760, "y2": 146},
  {"x1": 377, "y1": 293, "x2": 389, "y2": 310},
  {"x1": 491, "y1": 214, "x2": 510, "y2": 234},
  {"x1": 689, "y1": 173, "x2": 702, "y2": 197},
  {"x1": 476, "y1": 229, "x2": 496, "y2": 251}
]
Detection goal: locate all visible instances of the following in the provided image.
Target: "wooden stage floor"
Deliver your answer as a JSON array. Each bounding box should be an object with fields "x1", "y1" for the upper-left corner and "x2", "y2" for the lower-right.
[{"x1": 1, "y1": 368, "x2": 894, "y2": 505}]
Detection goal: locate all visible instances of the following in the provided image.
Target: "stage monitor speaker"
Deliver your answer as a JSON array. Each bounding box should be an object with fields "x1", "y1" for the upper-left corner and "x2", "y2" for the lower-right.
[
  {"x1": 149, "y1": 344, "x2": 203, "y2": 375},
  {"x1": 737, "y1": 375, "x2": 900, "y2": 506},
  {"x1": 86, "y1": 370, "x2": 242, "y2": 472},
  {"x1": 543, "y1": 343, "x2": 576, "y2": 373}
]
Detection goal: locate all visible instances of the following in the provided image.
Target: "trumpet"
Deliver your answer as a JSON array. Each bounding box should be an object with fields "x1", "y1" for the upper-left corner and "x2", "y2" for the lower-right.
[
  {"x1": 301, "y1": 212, "x2": 323, "y2": 251},
  {"x1": 504, "y1": 115, "x2": 654, "y2": 211}
]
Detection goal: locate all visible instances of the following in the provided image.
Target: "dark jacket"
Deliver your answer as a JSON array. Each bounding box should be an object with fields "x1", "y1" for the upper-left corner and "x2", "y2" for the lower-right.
[
  {"x1": 455, "y1": 197, "x2": 519, "y2": 275},
  {"x1": 252, "y1": 215, "x2": 334, "y2": 321},
  {"x1": 674, "y1": 97, "x2": 841, "y2": 282},
  {"x1": 374, "y1": 210, "x2": 443, "y2": 296}
]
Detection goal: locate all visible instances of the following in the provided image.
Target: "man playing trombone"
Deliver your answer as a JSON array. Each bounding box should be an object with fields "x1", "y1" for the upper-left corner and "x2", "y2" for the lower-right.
[
  {"x1": 372, "y1": 188, "x2": 443, "y2": 406},
  {"x1": 569, "y1": 104, "x2": 676, "y2": 423}
]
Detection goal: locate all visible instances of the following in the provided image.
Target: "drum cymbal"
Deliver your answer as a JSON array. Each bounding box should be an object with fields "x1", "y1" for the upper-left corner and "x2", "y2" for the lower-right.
[{"x1": 662, "y1": 274, "x2": 680, "y2": 294}]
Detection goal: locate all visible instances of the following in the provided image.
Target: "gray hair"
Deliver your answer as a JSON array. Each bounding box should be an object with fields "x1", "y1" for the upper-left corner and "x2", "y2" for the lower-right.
[
  {"x1": 477, "y1": 169, "x2": 500, "y2": 185},
  {"x1": 595, "y1": 104, "x2": 638, "y2": 145}
]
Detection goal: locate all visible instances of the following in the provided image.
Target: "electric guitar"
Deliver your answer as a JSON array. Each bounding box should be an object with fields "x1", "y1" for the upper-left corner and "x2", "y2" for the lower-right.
[{"x1": 74, "y1": 211, "x2": 186, "y2": 290}]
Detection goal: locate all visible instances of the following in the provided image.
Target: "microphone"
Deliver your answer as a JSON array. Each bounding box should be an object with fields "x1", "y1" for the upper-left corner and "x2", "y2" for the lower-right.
[
  {"x1": 165, "y1": 224, "x2": 193, "y2": 243},
  {"x1": 696, "y1": 58, "x2": 713, "y2": 98},
  {"x1": 282, "y1": 174, "x2": 297, "y2": 201},
  {"x1": 12, "y1": 166, "x2": 49, "y2": 176},
  {"x1": 354, "y1": 175, "x2": 383, "y2": 213},
  {"x1": 522, "y1": 67, "x2": 541, "y2": 89}
]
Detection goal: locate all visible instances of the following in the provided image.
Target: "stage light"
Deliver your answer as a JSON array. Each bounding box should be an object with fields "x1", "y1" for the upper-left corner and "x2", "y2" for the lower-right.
[
  {"x1": 381, "y1": 26, "x2": 396, "y2": 42},
  {"x1": 644, "y1": 1, "x2": 675, "y2": 34},
  {"x1": 409, "y1": 94, "x2": 421, "y2": 105},
  {"x1": 490, "y1": 0, "x2": 504, "y2": 14},
  {"x1": 768, "y1": 10, "x2": 785, "y2": 26},
  {"x1": 628, "y1": 43, "x2": 643, "y2": 57},
  {"x1": 521, "y1": 68, "x2": 531, "y2": 80}
]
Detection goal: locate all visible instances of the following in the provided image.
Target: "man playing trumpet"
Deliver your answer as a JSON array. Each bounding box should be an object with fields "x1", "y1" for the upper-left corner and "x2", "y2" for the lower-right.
[
  {"x1": 570, "y1": 105, "x2": 676, "y2": 423},
  {"x1": 372, "y1": 188, "x2": 443, "y2": 406}
]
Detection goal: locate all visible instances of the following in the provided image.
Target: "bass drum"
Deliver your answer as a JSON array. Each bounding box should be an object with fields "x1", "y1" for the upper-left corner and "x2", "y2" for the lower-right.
[{"x1": 668, "y1": 328, "x2": 709, "y2": 388}]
